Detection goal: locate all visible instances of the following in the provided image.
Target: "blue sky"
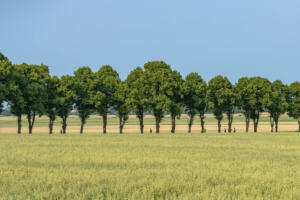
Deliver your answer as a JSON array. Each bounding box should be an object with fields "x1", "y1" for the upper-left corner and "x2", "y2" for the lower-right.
[{"x1": 0, "y1": 0, "x2": 299, "y2": 83}]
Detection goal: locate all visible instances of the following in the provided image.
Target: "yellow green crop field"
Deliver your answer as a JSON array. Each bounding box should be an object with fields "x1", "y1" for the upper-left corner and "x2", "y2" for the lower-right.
[{"x1": 0, "y1": 133, "x2": 300, "y2": 199}]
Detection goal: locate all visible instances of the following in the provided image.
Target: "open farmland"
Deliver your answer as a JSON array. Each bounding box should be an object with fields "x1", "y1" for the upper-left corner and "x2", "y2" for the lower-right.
[
  {"x1": 0, "y1": 132, "x2": 299, "y2": 199},
  {"x1": 0, "y1": 113, "x2": 299, "y2": 134}
]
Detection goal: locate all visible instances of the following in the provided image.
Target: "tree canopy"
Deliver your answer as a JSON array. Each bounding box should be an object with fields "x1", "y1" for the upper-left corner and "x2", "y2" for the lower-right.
[
  {"x1": 208, "y1": 76, "x2": 236, "y2": 133},
  {"x1": 287, "y1": 81, "x2": 300, "y2": 131},
  {"x1": 2, "y1": 51, "x2": 300, "y2": 134},
  {"x1": 183, "y1": 72, "x2": 207, "y2": 133},
  {"x1": 126, "y1": 67, "x2": 149, "y2": 134},
  {"x1": 74, "y1": 66, "x2": 94, "y2": 134},
  {"x1": 144, "y1": 61, "x2": 171, "y2": 133},
  {"x1": 13, "y1": 63, "x2": 50, "y2": 134},
  {"x1": 90, "y1": 65, "x2": 120, "y2": 134}
]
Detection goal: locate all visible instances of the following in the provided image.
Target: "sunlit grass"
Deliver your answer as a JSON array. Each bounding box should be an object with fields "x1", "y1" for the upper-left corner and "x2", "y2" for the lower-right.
[{"x1": 0, "y1": 133, "x2": 299, "y2": 199}]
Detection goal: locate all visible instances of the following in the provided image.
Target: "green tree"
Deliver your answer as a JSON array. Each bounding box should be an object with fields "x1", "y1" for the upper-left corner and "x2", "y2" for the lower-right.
[
  {"x1": 163, "y1": 70, "x2": 184, "y2": 133},
  {"x1": 14, "y1": 63, "x2": 49, "y2": 134},
  {"x1": 114, "y1": 82, "x2": 130, "y2": 134},
  {"x1": 208, "y1": 76, "x2": 237, "y2": 133},
  {"x1": 90, "y1": 65, "x2": 120, "y2": 134},
  {"x1": 56, "y1": 75, "x2": 76, "y2": 134},
  {"x1": 266, "y1": 80, "x2": 288, "y2": 132},
  {"x1": 0, "y1": 52, "x2": 8, "y2": 62},
  {"x1": 126, "y1": 67, "x2": 149, "y2": 134},
  {"x1": 73, "y1": 67, "x2": 94, "y2": 134},
  {"x1": 287, "y1": 81, "x2": 300, "y2": 132},
  {"x1": 45, "y1": 76, "x2": 60, "y2": 134},
  {"x1": 183, "y1": 72, "x2": 208, "y2": 133},
  {"x1": 144, "y1": 61, "x2": 171, "y2": 133},
  {"x1": 0, "y1": 52, "x2": 11, "y2": 114},
  {"x1": 7, "y1": 66, "x2": 26, "y2": 134},
  {"x1": 236, "y1": 77, "x2": 251, "y2": 132},
  {"x1": 247, "y1": 77, "x2": 272, "y2": 132}
]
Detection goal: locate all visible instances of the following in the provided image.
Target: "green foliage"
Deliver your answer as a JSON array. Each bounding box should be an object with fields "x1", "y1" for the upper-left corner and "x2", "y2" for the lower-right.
[
  {"x1": 162, "y1": 70, "x2": 184, "y2": 133},
  {"x1": 2, "y1": 55, "x2": 300, "y2": 135},
  {"x1": 44, "y1": 76, "x2": 60, "y2": 133},
  {"x1": 208, "y1": 76, "x2": 237, "y2": 132},
  {"x1": 126, "y1": 67, "x2": 149, "y2": 133},
  {"x1": 287, "y1": 82, "x2": 300, "y2": 118},
  {"x1": 114, "y1": 81, "x2": 130, "y2": 133},
  {"x1": 90, "y1": 65, "x2": 120, "y2": 133},
  {"x1": 0, "y1": 53, "x2": 13, "y2": 113},
  {"x1": 144, "y1": 61, "x2": 172, "y2": 133},
  {"x1": 91, "y1": 65, "x2": 120, "y2": 115},
  {"x1": 73, "y1": 67, "x2": 94, "y2": 134},
  {"x1": 266, "y1": 80, "x2": 289, "y2": 132},
  {"x1": 56, "y1": 75, "x2": 76, "y2": 133},
  {"x1": 0, "y1": 52, "x2": 8, "y2": 62},
  {"x1": 236, "y1": 77, "x2": 272, "y2": 132},
  {"x1": 57, "y1": 76, "x2": 75, "y2": 116},
  {"x1": 236, "y1": 77, "x2": 252, "y2": 132},
  {"x1": 183, "y1": 72, "x2": 208, "y2": 133},
  {"x1": 12, "y1": 63, "x2": 50, "y2": 133},
  {"x1": 144, "y1": 60, "x2": 171, "y2": 71},
  {"x1": 248, "y1": 77, "x2": 272, "y2": 132},
  {"x1": 287, "y1": 81, "x2": 300, "y2": 131},
  {"x1": 6, "y1": 65, "x2": 27, "y2": 133}
]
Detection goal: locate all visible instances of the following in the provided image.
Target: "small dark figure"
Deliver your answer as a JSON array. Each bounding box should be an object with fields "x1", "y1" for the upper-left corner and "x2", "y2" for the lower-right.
[
  {"x1": 224, "y1": 128, "x2": 227, "y2": 133},
  {"x1": 60, "y1": 129, "x2": 63, "y2": 134},
  {"x1": 234, "y1": 128, "x2": 236, "y2": 133},
  {"x1": 150, "y1": 128, "x2": 152, "y2": 134}
]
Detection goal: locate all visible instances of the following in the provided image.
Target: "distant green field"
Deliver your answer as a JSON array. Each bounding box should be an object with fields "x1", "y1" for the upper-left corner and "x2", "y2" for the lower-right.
[
  {"x1": 0, "y1": 114, "x2": 297, "y2": 128},
  {"x1": 0, "y1": 133, "x2": 299, "y2": 199}
]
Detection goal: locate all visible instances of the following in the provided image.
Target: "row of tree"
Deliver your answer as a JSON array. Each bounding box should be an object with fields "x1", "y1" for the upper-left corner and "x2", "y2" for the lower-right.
[{"x1": 1, "y1": 52, "x2": 300, "y2": 134}]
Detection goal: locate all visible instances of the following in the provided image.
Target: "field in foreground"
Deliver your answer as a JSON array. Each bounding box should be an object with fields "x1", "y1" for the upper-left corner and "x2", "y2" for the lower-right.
[{"x1": 0, "y1": 133, "x2": 300, "y2": 200}]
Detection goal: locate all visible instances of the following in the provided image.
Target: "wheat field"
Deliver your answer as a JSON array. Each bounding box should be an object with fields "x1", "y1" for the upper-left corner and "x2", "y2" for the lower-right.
[
  {"x1": 0, "y1": 132, "x2": 300, "y2": 199},
  {"x1": 0, "y1": 114, "x2": 300, "y2": 199}
]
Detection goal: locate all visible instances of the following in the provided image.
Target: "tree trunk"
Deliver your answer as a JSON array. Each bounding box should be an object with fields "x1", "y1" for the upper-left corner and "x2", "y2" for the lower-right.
[
  {"x1": 218, "y1": 120, "x2": 221, "y2": 133},
  {"x1": 188, "y1": 122, "x2": 192, "y2": 133},
  {"x1": 275, "y1": 120, "x2": 279, "y2": 132},
  {"x1": 253, "y1": 118, "x2": 259, "y2": 133},
  {"x1": 80, "y1": 121, "x2": 84, "y2": 134},
  {"x1": 245, "y1": 116, "x2": 250, "y2": 133},
  {"x1": 298, "y1": 117, "x2": 300, "y2": 132},
  {"x1": 49, "y1": 118, "x2": 54, "y2": 134},
  {"x1": 120, "y1": 125, "x2": 123, "y2": 134},
  {"x1": 17, "y1": 115, "x2": 22, "y2": 134},
  {"x1": 138, "y1": 114, "x2": 144, "y2": 134},
  {"x1": 27, "y1": 112, "x2": 35, "y2": 134},
  {"x1": 200, "y1": 113, "x2": 205, "y2": 133},
  {"x1": 119, "y1": 116, "x2": 124, "y2": 134},
  {"x1": 227, "y1": 113, "x2": 233, "y2": 133},
  {"x1": 171, "y1": 114, "x2": 176, "y2": 134},
  {"x1": 270, "y1": 117, "x2": 274, "y2": 132},
  {"x1": 188, "y1": 114, "x2": 193, "y2": 133},
  {"x1": 155, "y1": 116, "x2": 160, "y2": 134},
  {"x1": 29, "y1": 125, "x2": 33, "y2": 134},
  {"x1": 27, "y1": 115, "x2": 31, "y2": 134},
  {"x1": 62, "y1": 116, "x2": 67, "y2": 134},
  {"x1": 102, "y1": 114, "x2": 107, "y2": 134}
]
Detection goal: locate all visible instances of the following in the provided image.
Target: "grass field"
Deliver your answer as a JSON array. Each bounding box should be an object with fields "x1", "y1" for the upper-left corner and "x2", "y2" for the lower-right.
[{"x1": 0, "y1": 133, "x2": 300, "y2": 199}]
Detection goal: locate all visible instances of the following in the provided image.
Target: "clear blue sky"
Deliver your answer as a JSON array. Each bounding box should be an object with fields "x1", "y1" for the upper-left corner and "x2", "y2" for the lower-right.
[{"x1": 1, "y1": 0, "x2": 299, "y2": 83}]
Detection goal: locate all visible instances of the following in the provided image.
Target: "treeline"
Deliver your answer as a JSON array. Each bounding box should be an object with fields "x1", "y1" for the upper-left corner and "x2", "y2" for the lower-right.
[{"x1": 1, "y1": 52, "x2": 300, "y2": 134}]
